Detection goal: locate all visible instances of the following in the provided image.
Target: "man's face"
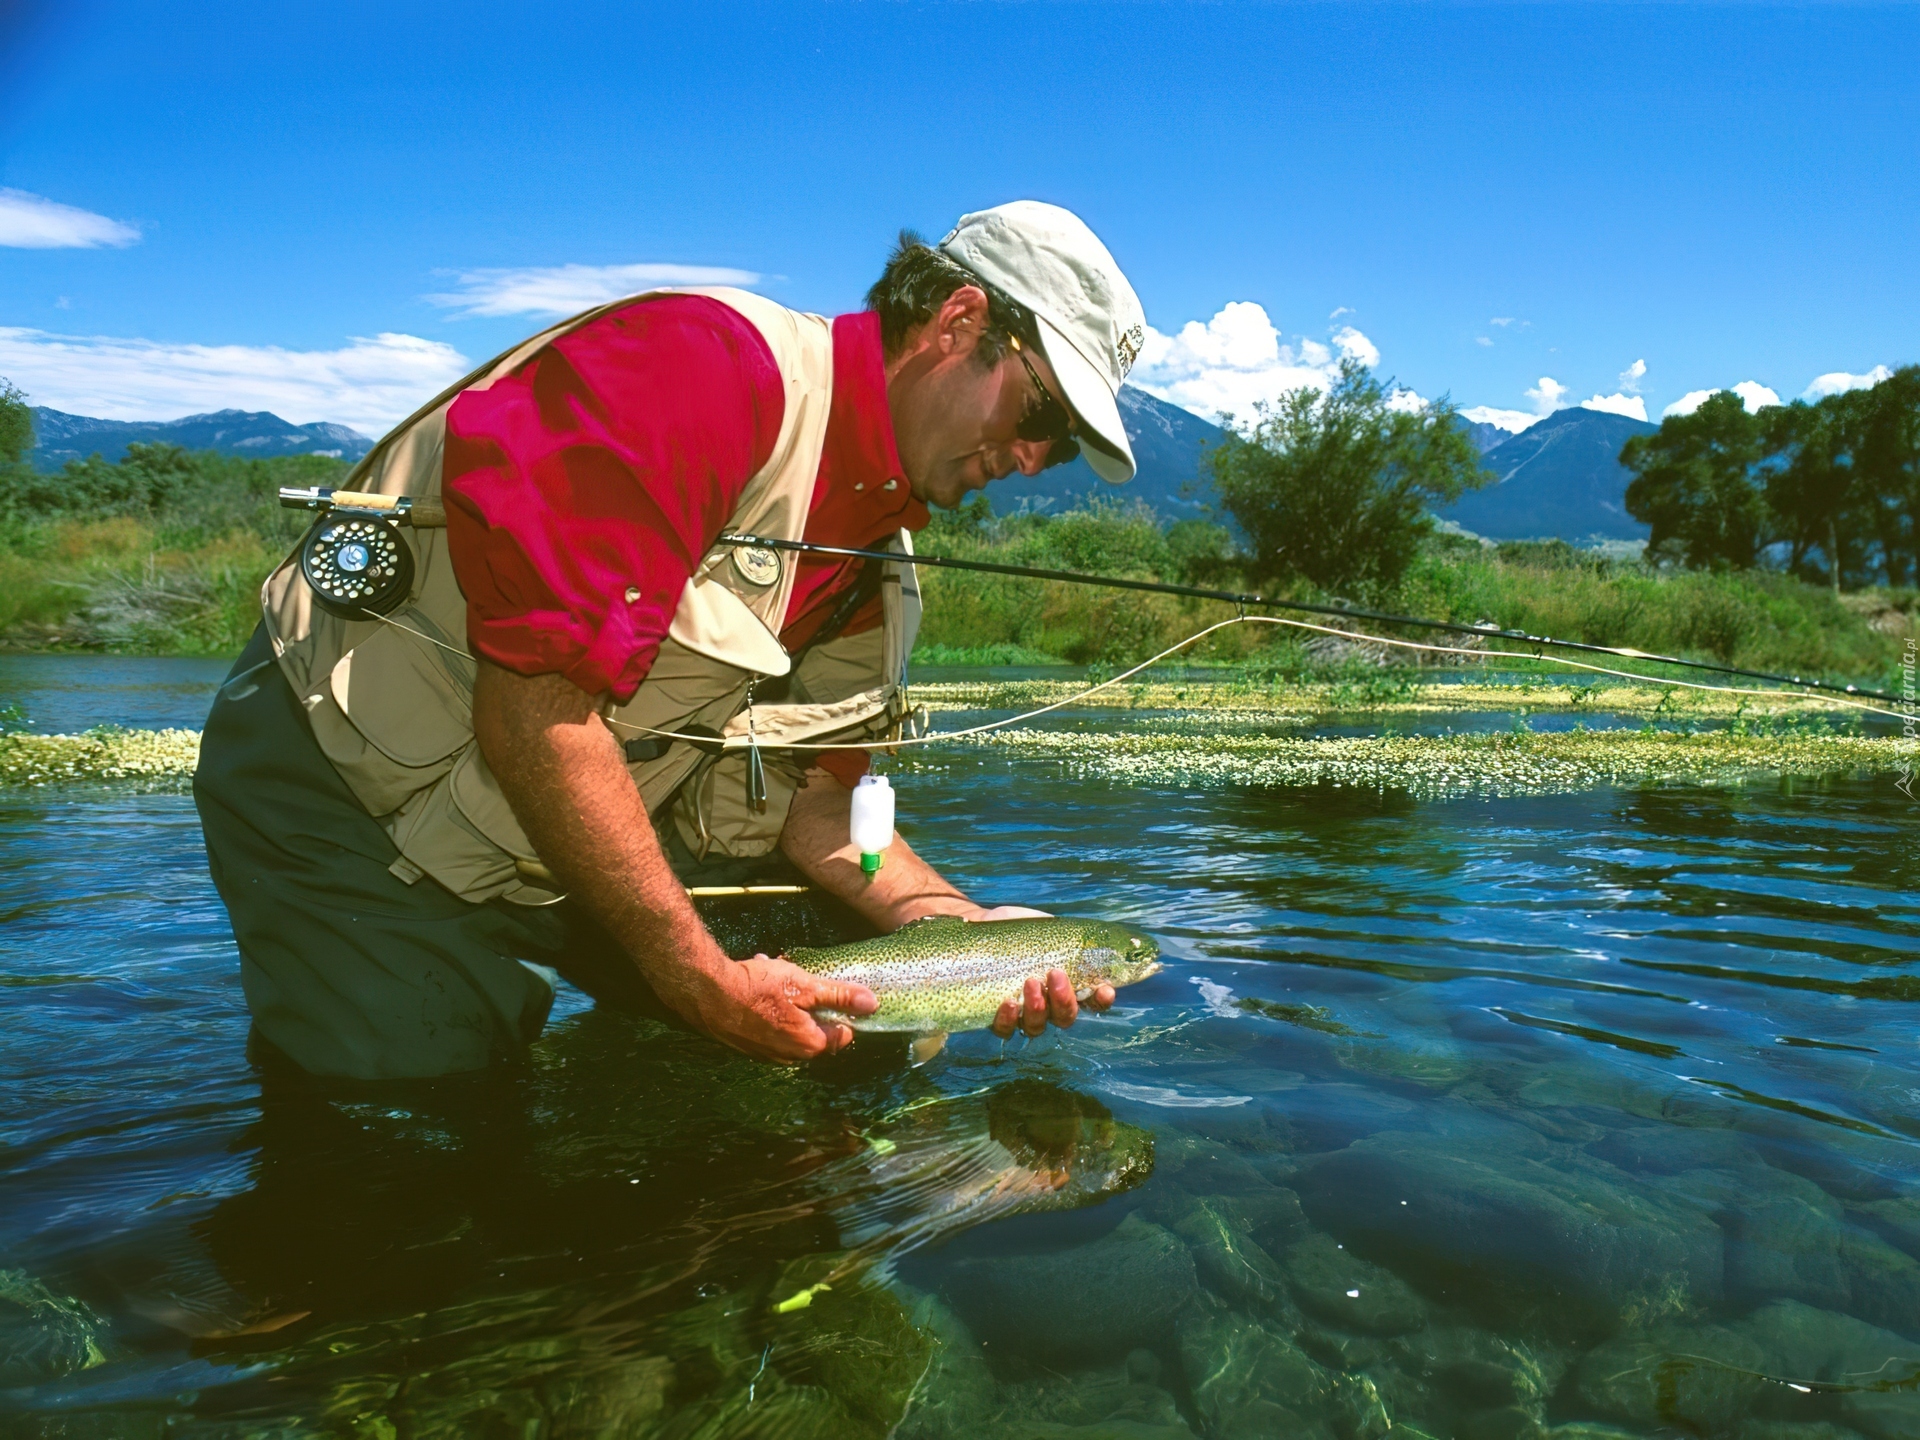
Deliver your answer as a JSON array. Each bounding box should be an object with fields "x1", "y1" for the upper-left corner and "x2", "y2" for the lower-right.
[{"x1": 886, "y1": 287, "x2": 1078, "y2": 511}]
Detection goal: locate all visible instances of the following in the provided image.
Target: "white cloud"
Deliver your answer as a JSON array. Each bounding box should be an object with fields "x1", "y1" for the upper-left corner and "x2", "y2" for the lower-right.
[
  {"x1": 1803, "y1": 365, "x2": 1892, "y2": 401},
  {"x1": 428, "y1": 262, "x2": 762, "y2": 318},
  {"x1": 1130, "y1": 301, "x2": 1381, "y2": 423},
  {"x1": 0, "y1": 188, "x2": 140, "y2": 249},
  {"x1": 1580, "y1": 392, "x2": 1649, "y2": 421},
  {"x1": 1386, "y1": 388, "x2": 1429, "y2": 414},
  {"x1": 1526, "y1": 376, "x2": 1570, "y2": 413},
  {"x1": 1329, "y1": 306, "x2": 1354, "y2": 320},
  {"x1": 1490, "y1": 317, "x2": 1518, "y2": 328},
  {"x1": 1475, "y1": 336, "x2": 1493, "y2": 347},
  {"x1": 0, "y1": 327, "x2": 470, "y2": 436},
  {"x1": 1332, "y1": 326, "x2": 1379, "y2": 368},
  {"x1": 1618, "y1": 358, "x2": 1646, "y2": 393},
  {"x1": 1459, "y1": 405, "x2": 1540, "y2": 435},
  {"x1": 1662, "y1": 381, "x2": 1782, "y2": 419}
]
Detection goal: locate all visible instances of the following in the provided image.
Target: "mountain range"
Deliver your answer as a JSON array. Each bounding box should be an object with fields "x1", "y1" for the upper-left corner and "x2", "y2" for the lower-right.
[
  {"x1": 30, "y1": 407, "x2": 375, "y2": 469},
  {"x1": 1436, "y1": 405, "x2": 1656, "y2": 541},
  {"x1": 1020, "y1": 389, "x2": 1654, "y2": 543},
  {"x1": 27, "y1": 390, "x2": 1655, "y2": 543}
]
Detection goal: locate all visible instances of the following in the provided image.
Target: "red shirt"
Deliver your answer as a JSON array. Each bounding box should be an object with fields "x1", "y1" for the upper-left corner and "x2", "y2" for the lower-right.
[
  {"x1": 444, "y1": 298, "x2": 926, "y2": 701},
  {"x1": 441, "y1": 295, "x2": 921, "y2": 791}
]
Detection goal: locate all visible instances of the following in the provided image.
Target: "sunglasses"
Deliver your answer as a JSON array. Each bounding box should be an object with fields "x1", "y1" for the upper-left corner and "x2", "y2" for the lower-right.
[{"x1": 1009, "y1": 335, "x2": 1081, "y2": 470}]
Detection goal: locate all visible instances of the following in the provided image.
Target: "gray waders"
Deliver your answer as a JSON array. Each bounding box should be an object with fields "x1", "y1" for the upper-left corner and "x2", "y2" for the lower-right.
[{"x1": 193, "y1": 626, "x2": 693, "y2": 1079}]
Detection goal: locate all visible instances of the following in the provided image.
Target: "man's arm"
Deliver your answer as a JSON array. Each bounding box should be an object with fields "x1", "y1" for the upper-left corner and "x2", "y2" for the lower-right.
[
  {"x1": 471, "y1": 660, "x2": 876, "y2": 1063},
  {"x1": 780, "y1": 767, "x2": 1113, "y2": 1038}
]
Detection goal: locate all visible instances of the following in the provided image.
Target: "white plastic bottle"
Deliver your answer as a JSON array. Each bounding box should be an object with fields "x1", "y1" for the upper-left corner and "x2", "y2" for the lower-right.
[{"x1": 849, "y1": 774, "x2": 895, "y2": 877}]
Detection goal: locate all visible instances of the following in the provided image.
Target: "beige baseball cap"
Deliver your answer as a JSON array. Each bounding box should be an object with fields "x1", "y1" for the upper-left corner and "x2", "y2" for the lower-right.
[{"x1": 938, "y1": 201, "x2": 1146, "y2": 484}]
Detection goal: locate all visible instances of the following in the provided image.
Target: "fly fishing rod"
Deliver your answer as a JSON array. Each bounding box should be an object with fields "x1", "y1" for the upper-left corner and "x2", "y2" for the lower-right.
[{"x1": 717, "y1": 532, "x2": 1903, "y2": 707}]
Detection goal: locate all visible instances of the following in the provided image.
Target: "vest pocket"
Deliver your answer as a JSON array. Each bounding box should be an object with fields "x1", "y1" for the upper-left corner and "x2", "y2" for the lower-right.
[{"x1": 329, "y1": 618, "x2": 475, "y2": 767}]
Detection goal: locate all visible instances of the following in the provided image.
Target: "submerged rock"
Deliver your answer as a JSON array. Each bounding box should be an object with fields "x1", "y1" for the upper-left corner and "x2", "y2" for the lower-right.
[
  {"x1": 1173, "y1": 1198, "x2": 1291, "y2": 1312},
  {"x1": 1283, "y1": 1233, "x2": 1428, "y2": 1337},
  {"x1": 1721, "y1": 1186, "x2": 1920, "y2": 1337},
  {"x1": 1850, "y1": 1198, "x2": 1920, "y2": 1264},
  {"x1": 1586, "y1": 1122, "x2": 1761, "y2": 1176},
  {"x1": 940, "y1": 1213, "x2": 1197, "y2": 1365},
  {"x1": 0, "y1": 1270, "x2": 107, "y2": 1388},
  {"x1": 1294, "y1": 1131, "x2": 1724, "y2": 1331},
  {"x1": 1733, "y1": 1301, "x2": 1920, "y2": 1440},
  {"x1": 1572, "y1": 1321, "x2": 1770, "y2": 1431},
  {"x1": 1177, "y1": 1304, "x2": 1338, "y2": 1440}
]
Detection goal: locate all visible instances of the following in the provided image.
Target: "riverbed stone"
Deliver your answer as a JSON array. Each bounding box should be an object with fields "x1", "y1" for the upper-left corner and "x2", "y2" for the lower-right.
[
  {"x1": 1588, "y1": 1123, "x2": 1760, "y2": 1176},
  {"x1": 1294, "y1": 1131, "x2": 1724, "y2": 1330},
  {"x1": 1732, "y1": 1301, "x2": 1920, "y2": 1440},
  {"x1": 1388, "y1": 1323, "x2": 1566, "y2": 1410},
  {"x1": 1850, "y1": 1198, "x2": 1920, "y2": 1263},
  {"x1": 1572, "y1": 1321, "x2": 1769, "y2": 1431},
  {"x1": 940, "y1": 1213, "x2": 1197, "y2": 1365},
  {"x1": 1177, "y1": 1304, "x2": 1338, "y2": 1440},
  {"x1": 1284, "y1": 1232, "x2": 1428, "y2": 1336},
  {"x1": 1721, "y1": 1187, "x2": 1920, "y2": 1337},
  {"x1": 1457, "y1": 1407, "x2": 1549, "y2": 1440},
  {"x1": 1173, "y1": 1197, "x2": 1291, "y2": 1312}
]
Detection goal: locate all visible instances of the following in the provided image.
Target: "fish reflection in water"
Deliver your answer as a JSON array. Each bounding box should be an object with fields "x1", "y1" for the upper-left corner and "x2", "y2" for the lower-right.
[{"x1": 803, "y1": 1079, "x2": 1155, "y2": 1272}]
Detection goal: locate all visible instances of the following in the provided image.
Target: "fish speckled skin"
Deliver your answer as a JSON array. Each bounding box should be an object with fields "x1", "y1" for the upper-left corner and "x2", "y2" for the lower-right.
[{"x1": 793, "y1": 915, "x2": 1161, "y2": 1035}]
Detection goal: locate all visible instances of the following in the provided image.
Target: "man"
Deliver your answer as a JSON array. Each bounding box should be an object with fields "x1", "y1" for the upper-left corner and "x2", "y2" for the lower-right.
[{"x1": 195, "y1": 201, "x2": 1149, "y2": 1080}]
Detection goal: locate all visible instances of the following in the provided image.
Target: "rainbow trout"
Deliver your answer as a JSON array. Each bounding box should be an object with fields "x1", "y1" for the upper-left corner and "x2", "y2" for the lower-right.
[{"x1": 793, "y1": 915, "x2": 1161, "y2": 1060}]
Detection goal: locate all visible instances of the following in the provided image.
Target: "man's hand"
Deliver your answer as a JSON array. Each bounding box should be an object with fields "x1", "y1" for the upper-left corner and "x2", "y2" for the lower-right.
[
  {"x1": 991, "y1": 967, "x2": 1117, "y2": 1040},
  {"x1": 691, "y1": 956, "x2": 879, "y2": 1064}
]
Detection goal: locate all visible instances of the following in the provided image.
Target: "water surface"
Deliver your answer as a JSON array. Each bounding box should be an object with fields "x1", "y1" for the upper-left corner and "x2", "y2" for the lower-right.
[{"x1": 2, "y1": 663, "x2": 1917, "y2": 1438}]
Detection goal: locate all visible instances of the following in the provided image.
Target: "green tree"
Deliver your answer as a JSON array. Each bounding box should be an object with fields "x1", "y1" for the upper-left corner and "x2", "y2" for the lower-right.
[
  {"x1": 1853, "y1": 364, "x2": 1920, "y2": 585},
  {"x1": 1205, "y1": 360, "x2": 1488, "y2": 599},
  {"x1": 0, "y1": 378, "x2": 32, "y2": 472},
  {"x1": 1622, "y1": 391, "x2": 1769, "y2": 570},
  {"x1": 1758, "y1": 397, "x2": 1864, "y2": 592}
]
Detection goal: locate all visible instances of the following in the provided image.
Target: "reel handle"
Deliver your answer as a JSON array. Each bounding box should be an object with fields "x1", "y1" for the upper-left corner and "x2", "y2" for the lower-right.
[{"x1": 279, "y1": 487, "x2": 446, "y2": 528}]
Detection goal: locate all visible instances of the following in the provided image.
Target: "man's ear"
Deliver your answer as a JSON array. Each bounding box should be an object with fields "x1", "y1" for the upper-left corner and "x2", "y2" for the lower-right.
[{"x1": 932, "y1": 285, "x2": 992, "y2": 358}]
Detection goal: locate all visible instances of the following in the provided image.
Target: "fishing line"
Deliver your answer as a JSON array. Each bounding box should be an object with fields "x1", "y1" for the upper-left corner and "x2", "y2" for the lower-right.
[
  {"x1": 597, "y1": 614, "x2": 1905, "y2": 751},
  {"x1": 718, "y1": 532, "x2": 1903, "y2": 707},
  {"x1": 358, "y1": 602, "x2": 1902, "y2": 754}
]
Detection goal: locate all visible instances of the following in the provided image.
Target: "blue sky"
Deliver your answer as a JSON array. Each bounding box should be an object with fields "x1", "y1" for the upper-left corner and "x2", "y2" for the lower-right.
[{"x1": 1, "y1": 0, "x2": 1914, "y2": 437}]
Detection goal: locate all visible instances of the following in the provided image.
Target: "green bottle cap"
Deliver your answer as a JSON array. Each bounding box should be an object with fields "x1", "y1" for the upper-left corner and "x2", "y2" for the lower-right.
[{"x1": 860, "y1": 851, "x2": 883, "y2": 876}]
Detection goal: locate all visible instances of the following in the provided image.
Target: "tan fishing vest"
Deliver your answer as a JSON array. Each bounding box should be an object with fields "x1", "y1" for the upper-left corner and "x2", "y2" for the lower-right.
[{"x1": 261, "y1": 287, "x2": 920, "y2": 906}]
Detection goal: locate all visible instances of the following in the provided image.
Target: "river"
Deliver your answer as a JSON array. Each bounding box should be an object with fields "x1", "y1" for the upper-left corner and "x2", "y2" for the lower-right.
[{"x1": 2, "y1": 654, "x2": 1917, "y2": 1438}]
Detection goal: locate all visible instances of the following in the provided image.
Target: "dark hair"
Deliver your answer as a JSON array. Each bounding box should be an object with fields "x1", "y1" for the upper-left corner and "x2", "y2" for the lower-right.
[{"x1": 865, "y1": 230, "x2": 1041, "y2": 366}]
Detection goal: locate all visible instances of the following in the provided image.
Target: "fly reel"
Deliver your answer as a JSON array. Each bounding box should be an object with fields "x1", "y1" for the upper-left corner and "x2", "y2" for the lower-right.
[
  {"x1": 300, "y1": 514, "x2": 414, "y2": 617},
  {"x1": 280, "y1": 487, "x2": 444, "y2": 619}
]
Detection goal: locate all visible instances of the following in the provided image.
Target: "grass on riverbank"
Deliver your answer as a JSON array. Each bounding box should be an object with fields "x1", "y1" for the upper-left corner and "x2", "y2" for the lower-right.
[
  {"x1": 910, "y1": 505, "x2": 1917, "y2": 691},
  {"x1": 2, "y1": 475, "x2": 1913, "y2": 692}
]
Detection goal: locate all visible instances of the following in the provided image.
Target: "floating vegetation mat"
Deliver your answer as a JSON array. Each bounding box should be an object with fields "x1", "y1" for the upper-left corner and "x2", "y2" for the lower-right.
[
  {"x1": 0, "y1": 728, "x2": 201, "y2": 787},
  {"x1": 917, "y1": 677, "x2": 1877, "y2": 720},
  {"x1": 957, "y1": 726, "x2": 1907, "y2": 798}
]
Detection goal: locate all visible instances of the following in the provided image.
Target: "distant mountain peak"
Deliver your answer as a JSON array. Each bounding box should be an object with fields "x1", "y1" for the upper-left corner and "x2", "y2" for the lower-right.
[
  {"x1": 1441, "y1": 405, "x2": 1656, "y2": 542},
  {"x1": 29, "y1": 407, "x2": 374, "y2": 470}
]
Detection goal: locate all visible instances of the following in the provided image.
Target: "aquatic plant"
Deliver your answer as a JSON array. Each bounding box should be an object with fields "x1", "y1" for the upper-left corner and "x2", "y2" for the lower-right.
[
  {"x1": 952, "y1": 726, "x2": 1901, "y2": 799},
  {"x1": 0, "y1": 726, "x2": 201, "y2": 785}
]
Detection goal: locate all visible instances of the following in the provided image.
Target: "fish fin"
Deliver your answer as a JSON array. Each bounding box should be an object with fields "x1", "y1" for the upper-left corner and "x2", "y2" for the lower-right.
[
  {"x1": 908, "y1": 1032, "x2": 949, "y2": 1066},
  {"x1": 897, "y1": 915, "x2": 967, "y2": 933}
]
